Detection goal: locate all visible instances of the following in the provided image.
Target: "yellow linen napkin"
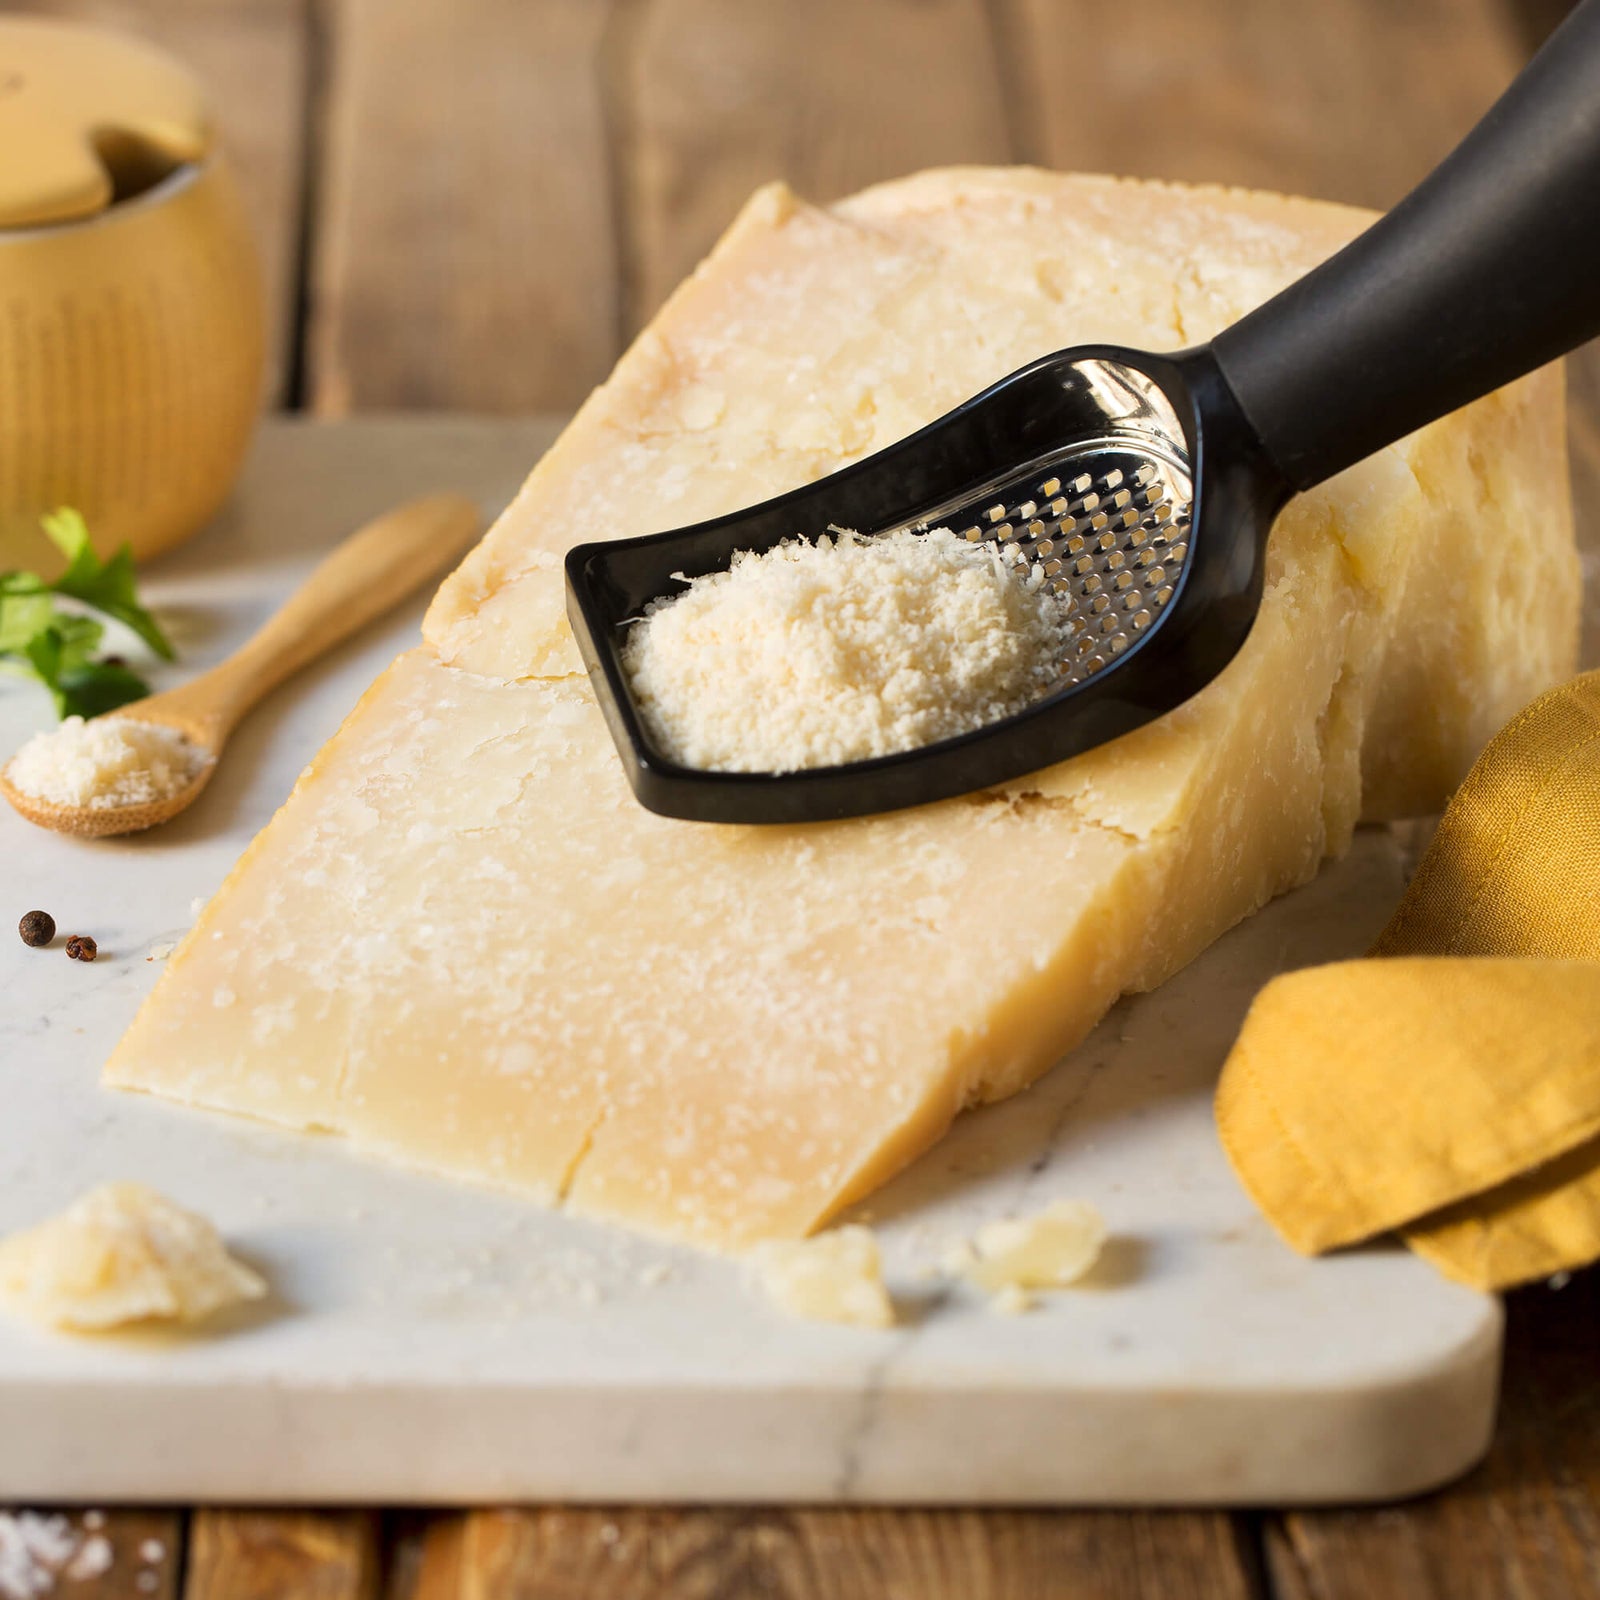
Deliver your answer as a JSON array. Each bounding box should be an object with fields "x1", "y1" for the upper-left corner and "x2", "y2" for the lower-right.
[{"x1": 1216, "y1": 669, "x2": 1600, "y2": 1290}]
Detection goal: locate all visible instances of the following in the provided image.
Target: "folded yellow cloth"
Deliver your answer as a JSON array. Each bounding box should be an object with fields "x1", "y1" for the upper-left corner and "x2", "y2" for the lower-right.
[{"x1": 1216, "y1": 669, "x2": 1600, "y2": 1290}]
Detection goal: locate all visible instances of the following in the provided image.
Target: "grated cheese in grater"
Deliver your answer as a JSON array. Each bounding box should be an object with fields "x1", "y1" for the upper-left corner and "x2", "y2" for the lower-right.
[{"x1": 620, "y1": 526, "x2": 1074, "y2": 773}]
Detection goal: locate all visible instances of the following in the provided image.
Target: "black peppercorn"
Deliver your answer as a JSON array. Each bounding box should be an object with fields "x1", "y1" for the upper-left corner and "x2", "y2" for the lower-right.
[
  {"x1": 65, "y1": 934, "x2": 98, "y2": 962},
  {"x1": 19, "y1": 910, "x2": 55, "y2": 948}
]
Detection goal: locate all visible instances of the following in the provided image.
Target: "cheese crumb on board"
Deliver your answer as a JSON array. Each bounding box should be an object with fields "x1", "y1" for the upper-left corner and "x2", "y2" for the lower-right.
[
  {"x1": 947, "y1": 1201, "x2": 1107, "y2": 1294},
  {"x1": 0, "y1": 1183, "x2": 266, "y2": 1332},
  {"x1": 753, "y1": 1226, "x2": 894, "y2": 1328},
  {"x1": 990, "y1": 1283, "x2": 1034, "y2": 1316},
  {"x1": 6, "y1": 716, "x2": 208, "y2": 810},
  {"x1": 621, "y1": 527, "x2": 1071, "y2": 772}
]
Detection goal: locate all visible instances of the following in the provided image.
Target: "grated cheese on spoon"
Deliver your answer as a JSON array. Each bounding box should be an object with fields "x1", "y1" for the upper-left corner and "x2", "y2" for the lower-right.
[
  {"x1": 6, "y1": 716, "x2": 209, "y2": 810},
  {"x1": 620, "y1": 527, "x2": 1071, "y2": 773}
]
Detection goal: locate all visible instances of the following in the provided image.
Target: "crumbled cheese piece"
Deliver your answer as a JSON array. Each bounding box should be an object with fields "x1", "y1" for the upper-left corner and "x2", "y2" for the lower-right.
[
  {"x1": 752, "y1": 1225, "x2": 894, "y2": 1328},
  {"x1": 990, "y1": 1283, "x2": 1034, "y2": 1316},
  {"x1": 6, "y1": 716, "x2": 208, "y2": 810},
  {"x1": 0, "y1": 1182, "x2": 266, "y2": 1332},
  {"x1": 949, "y1": 1201, "x2": 1106, "y2": 1293},
  {"x1": 621, "y1": 527, "x2": 1071, "y2": 772}
]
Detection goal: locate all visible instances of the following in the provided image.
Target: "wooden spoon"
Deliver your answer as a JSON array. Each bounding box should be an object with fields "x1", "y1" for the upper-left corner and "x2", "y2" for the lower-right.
[{"x1": 1, "y1": 493, "x2": 480, "y2": 838}]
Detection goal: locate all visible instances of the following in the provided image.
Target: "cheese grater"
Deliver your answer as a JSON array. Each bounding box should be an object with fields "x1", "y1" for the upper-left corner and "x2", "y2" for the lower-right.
[{"x1": 568, "y1": 0, "x2": 1600, "y2": 825}]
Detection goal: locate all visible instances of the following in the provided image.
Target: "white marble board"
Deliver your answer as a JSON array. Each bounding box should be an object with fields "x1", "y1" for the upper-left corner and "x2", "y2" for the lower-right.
[{"x1": 0, "y1": 419, "x2": 1500, "y2": 1506}]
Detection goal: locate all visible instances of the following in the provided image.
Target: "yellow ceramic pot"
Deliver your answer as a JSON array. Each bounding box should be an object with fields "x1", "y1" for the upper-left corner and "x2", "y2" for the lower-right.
[{"x1": 0, "y1": 18, "x2": 265, "y2": 575}]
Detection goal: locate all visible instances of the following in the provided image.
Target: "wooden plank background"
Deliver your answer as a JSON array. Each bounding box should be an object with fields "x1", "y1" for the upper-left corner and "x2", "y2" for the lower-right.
[{"x1": 6, "y1": 0, "x2": 1598, "y2": 1595}]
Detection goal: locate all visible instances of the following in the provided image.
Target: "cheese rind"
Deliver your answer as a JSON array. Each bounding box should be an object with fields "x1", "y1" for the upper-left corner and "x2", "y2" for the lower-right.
[{"x1": 107, "y1": 170, "x2": 1578, "y2": 1251}]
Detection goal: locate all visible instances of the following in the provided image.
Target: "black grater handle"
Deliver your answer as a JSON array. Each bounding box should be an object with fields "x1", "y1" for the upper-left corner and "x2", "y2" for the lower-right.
[{"x1": 1210, "y1": 0, "x2": 1600, "y2": 493}]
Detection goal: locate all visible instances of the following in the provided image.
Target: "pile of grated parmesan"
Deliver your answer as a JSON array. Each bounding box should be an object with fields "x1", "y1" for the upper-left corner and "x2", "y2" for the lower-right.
[
  {"x1": 620, "y1": 528, "x2": 1072, "y2": 773},
  {"x1": 6, "y1": 716, "x2": 209, "y2": 810}
]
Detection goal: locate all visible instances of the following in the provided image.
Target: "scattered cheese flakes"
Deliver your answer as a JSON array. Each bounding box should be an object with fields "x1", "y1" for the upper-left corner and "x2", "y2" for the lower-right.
[
  {"x1": 752, "y1": 1225, "x2": 894, "y2": 1328},
  {"x1": 6, "y1": 717, "x2": 209, "y2": 810},
  {"x1": 952, "y1": 1201, "x2": 1106, "y2": 1293},
  {"x1": 621, "y1": 527, "x2": 1071, "y2": 773},
  {"x1": 0, "y1": 1182, "x2": 266, "y2": 1332}
]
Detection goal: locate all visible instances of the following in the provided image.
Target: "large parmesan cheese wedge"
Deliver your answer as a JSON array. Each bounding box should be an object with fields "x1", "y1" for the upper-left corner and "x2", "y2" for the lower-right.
[{"x1": 106, "y1": 170, "x2": 1579, "y2": 1250}]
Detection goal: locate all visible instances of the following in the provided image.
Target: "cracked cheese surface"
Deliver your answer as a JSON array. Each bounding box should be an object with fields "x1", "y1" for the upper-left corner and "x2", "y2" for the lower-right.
[{"x1": 106, "y1": 170, "x2": 1578, "y2": 1250}]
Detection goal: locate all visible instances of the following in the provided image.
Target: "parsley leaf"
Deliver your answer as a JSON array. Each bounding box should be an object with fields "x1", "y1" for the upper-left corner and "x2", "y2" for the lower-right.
[
  {"x1": 21, "y1": 619, "x2": 149, "y2": 719},
  {"x1": 41, "y1": 508, "x2": 175, "y2": 661},
  {"x1": 0, "y1": 588, "x2": 54, "y2": 655},
  {"x1": 0, "y1": 508, "x2": 171, "y2": 721},
  {"x1": 57, "y1": 661, "x2": 154, "y2": 720},
  {"x1": 50, "y1": 611, "x2": 107, "y2": 673}
]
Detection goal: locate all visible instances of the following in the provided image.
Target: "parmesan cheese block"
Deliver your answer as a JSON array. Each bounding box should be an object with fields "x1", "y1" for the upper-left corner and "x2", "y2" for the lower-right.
[{"x1": 106, "y1": 169, "x2": 1579, "y2": 1251}]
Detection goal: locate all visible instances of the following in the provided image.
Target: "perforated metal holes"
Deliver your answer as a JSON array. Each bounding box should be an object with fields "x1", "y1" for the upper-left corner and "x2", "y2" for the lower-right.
[{"x1": 922, "y1": 445, "x2": 1194, "y2": 692}]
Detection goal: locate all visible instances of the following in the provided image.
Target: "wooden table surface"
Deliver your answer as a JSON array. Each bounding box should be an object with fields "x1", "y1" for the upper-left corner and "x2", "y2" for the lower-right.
[{"x1": 8, "y1": 0, "x2": 1600, "y2": 1594}]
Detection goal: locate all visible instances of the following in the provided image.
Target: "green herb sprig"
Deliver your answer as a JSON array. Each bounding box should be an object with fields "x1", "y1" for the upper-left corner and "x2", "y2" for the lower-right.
[{"x1": 0, "y1": 510, "x2": 175, "y2": 720}]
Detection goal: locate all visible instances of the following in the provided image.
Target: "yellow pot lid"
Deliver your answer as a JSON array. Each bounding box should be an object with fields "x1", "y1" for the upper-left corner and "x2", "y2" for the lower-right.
[{"x1": 0, "y1": 17, "x2": 210, "y2": 229}]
